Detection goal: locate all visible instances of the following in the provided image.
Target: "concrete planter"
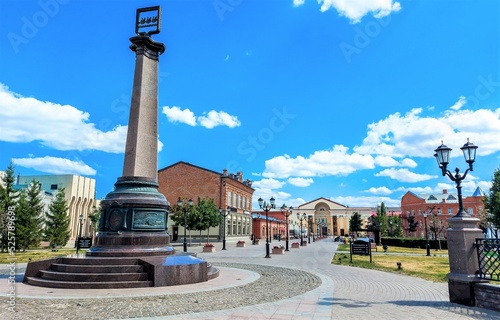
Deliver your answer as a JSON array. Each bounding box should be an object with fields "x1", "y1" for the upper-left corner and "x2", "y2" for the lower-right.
[
  {"x1": 202, "y1": 247, "x2": 216, "y2": 253},
  {"x1": 236, "y1": 242, "x2": 246, "y2": 247},
  {"x1": 272, "y1": 247, "x2": 285, "y2": 254},
  {"x1": 291, "y1": 243, "x2": 300, "y2": 249}
]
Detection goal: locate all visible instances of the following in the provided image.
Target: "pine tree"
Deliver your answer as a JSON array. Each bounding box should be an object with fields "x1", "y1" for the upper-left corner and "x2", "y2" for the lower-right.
[
  {"x1": 16, "y1": 179, "x2": 45, "y2": 251},
  {"x1": 45, "y1": 188, "x2": 70, "y2": 248},
  {"x1": 0, "y1": 162, "x2": 19, "y2": 252},
  {"x1": 349, "y1": 212, "x2": 363, "y2": 234}
]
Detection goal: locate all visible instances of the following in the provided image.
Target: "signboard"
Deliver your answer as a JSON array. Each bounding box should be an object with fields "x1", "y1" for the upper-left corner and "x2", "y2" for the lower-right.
[
  {"x1": 350, "y1": 238, "x2": 372, "y2": 263},
  {"x1": 352, "y1": 241, "x2": 370, "y2": 255},
  {"x1": 77, "y1": 237, "x2": 92, "y2": 249}
]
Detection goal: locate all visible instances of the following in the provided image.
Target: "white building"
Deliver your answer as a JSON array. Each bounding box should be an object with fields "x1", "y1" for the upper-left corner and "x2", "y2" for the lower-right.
[{"x1": 16, "y1": 174, "x2": 96, "y2": 239}]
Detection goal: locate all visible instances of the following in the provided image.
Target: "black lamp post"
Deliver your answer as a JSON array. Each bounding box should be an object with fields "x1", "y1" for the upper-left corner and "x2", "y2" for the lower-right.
[
  {"x1": 423, "y1": 211, "x2": 430, "y2": 256},
  {"x1": 219, "y1": 206, "x2": 231, "y2": 250},
  {"x1": 258, "y1": 196, "x2": 275, "y2": 258},
  {"x1": 297, "y1": 212, "x2": 307, "y2": 246},
  {"x1": 76, "y1": 214, "x2": 85, "y2": 255},
  {"x1": 178, "y1": 197, "x2": 193, "y2": 252},
  {"x1": 434, "y1": 139, "x2": 478, "y2": 217},
  {"x1": 280, "y1": 204, "x2": 293, "y2": 251}
]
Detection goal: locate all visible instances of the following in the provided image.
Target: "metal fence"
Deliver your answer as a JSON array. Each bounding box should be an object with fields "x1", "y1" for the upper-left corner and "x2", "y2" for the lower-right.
[{"x1": 475, "y1": 238, "x2": 500, "y2": 281}]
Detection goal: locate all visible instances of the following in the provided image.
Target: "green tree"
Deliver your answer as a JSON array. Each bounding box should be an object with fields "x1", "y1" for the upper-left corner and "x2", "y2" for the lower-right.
[
  {"x1": 16, "y1": 180, "x2": 45, "y2": 251},
  {"x1": 88, "y1": 205, "x2": 101, "y2": 240},
  {"x1": 44, "y1": 188, "x2": 70, "y2": 248},
  {"x1": 0, "y1": 162, "x2": 19, "y2": 252},
  {"x1": 484, "y1": 167, "x2": 500, "y2": 238},
  {"x1": 349, "y1": 212, "x2": 363, "y2": 235},
  {"x1": 406, "y1": 215, "x2": 418, "y2": 236},
  {"x1": 195, "y1": 197, "x2": 220, "y2": 243},
  {"x1": 170, "y1": 197, "x2": 196, "y2": 243},
  {"x1": 366, "y1": 214, "x2": 381, "y2": 244}
]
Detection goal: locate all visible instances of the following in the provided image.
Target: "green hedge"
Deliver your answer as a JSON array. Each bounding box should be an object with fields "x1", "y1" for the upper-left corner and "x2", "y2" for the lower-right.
[{"x1": 380, "y1": 237, "x2": 447, "y2": 250}]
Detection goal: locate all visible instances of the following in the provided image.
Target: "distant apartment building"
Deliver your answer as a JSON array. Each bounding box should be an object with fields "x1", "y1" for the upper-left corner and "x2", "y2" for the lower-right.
[
  {"x1": 158, "y1": 161, "x2": 255, "y2": 241},
  {"x1": 400, "y1": 187, "x2": 485, "y2": 238},
  {"x1": 16, "y1": 174, "x2": 96, "y2": 239}
]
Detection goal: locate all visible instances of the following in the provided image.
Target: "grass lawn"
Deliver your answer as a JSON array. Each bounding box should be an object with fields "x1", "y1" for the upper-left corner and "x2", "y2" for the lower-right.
[
  {"x1": 0, "y1": 248, "x2": 87, "y2": 264},
  {"x1": 333, "y1": 244, "x2": 450, "y2": 283}
]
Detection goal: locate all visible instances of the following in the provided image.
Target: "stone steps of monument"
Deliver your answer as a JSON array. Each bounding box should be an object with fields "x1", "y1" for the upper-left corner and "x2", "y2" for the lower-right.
[
  {"x1": 25, "y1": 277, "x2": 153, "y2": 289},
  {"x1": 207, "y1": 263, "x2": 220, "y2": 280},
  {"x1": 61, "y1": 257, "x2": 141, "y2": 265},
  {"x1": 25, "y1": 256, "x2": 153, "y2": 289},
  {"x1": 51, "y1": 263, "x2": 144, "y2": 273},
  {"x1": 39, "y1": 270, "x2": 150, "y2": 282}
]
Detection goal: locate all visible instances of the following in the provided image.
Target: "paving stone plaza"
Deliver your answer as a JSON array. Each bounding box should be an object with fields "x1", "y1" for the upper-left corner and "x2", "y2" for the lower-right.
[{"x1": 1, "y1": 238, "x2": 500, "y2": 320}]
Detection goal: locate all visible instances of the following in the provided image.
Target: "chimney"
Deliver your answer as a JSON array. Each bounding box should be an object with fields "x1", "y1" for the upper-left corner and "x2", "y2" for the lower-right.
[
  {"x1": 222, "y1": 169, "x2": 228, "y2": 176},
  {"x1": 443, "y1": 189, "x2": 447, "y2": 194},
  {"x1": 236, "y1": 171, "x2": 242, "y2": 182}
]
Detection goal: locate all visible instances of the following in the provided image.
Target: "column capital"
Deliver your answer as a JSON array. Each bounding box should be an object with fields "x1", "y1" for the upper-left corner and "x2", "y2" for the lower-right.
[{"x1": 129, "y1": 35, "x2": 166, "y2": 60}]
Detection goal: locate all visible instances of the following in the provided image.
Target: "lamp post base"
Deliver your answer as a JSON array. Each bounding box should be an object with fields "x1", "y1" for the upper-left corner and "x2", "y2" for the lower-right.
[
  {"x1": 222, "y1": 239, "x2": 227, "y2": 250},
  {"x1": 265, "y1": 243, "x2": 271, "y2": 258}
]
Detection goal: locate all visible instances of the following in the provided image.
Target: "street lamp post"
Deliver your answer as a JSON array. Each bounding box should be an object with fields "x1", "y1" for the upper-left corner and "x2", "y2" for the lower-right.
[
  {"x1": 76, "y1": 214, "x2": 85, "y2": 255},
  {"x1": 280, "y1": 204, "x2": 293, "y2": 251},
  {"x1": 219, "y1": 207, "x2": 231, "y2": 250},
  {"x1": 434, "y1": 139, "x2": 478, "y2": 217},
  {"x1": 389, "y1": 220, "x2": 393, "y2": 237},
  {"x1": 297, "y1": 213, "x2": 307, "y2": 246},
  {"x1": 258, "y1": 196, "x2": 275, "y2": 258},
  {"x1": 423, "y1": 211, "x2": 431, "y2": 256},
  {"x1": 177, "y1": 197, "x2": 193, "y2": 252}
]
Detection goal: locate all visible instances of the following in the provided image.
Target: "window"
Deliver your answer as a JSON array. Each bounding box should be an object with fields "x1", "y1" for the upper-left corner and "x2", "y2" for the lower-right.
[
  {"x1": 447, "y1": 195, "x2": 457, "y2": 200},
  {"x1": 428, "y1": 195, "x2": 437, "y2": 200},
  {"x1": 50, "y1": 184, "x2": 58, "y2": 190},
  {"x1": 437, "y1": 208, "x2": 442, "y2": 215},
  {"x1": 227, "y1": 192, "x2": 232, "y2": 207},
  {"x1": 448, "y1": 208, "x2": 453, "y2": 215},
  {"x1": 468, "y1": 208, "x2": 473, "y2": 215}
]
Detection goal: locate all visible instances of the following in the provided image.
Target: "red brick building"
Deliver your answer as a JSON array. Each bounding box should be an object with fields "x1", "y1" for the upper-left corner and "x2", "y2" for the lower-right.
[
  {"x1": 157, "y1": 161, "x2": 254, "y2": 241},
  {"x1": 400, "y1": 187, "x2": 485, "y2": 239}
]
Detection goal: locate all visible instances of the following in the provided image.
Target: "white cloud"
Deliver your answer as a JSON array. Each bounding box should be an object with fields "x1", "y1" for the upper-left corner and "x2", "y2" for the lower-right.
[
  {"x1": 0, "y1": 84, "x2": 126, "y2": 153},
  {"x1": 354, "y1": 107, "x2": 500, "y2": 159},
  {"x1": 252, "y1": 178, "x2": 285, "y2": 190},
  {"x1": 364, "y1": 186, "x2": 392, "y2": 195},
  {"x1": 162, "y1": 106, "x2": 196, "y2": 126},
  {"x1": 288, "y1": 177, "x2": 314, "y2": 187},
  {"x1": 13, "y1": 156, "x2": 96, "y2": 175},
  {"x1": 162, "y1": 106, "x2": 241, "y2": 129},
  {"x1": 263, "y1": 146, "x2": 375, "y2": 179},
  {"x1": 450, "y1": 96, "x2": 466, "y2": 110},
  {"x1": 293, "y1": 0, "x2": 305, "y2": 6},
  {"x1": 331, "y1": 195, "x2": 400, "y2": 208},
  {"x1": 375, "y1": 168, "x2": 436, "y2": 183},
  {"x1": 198, "y1": 110, "x2": 241, "y2": 129},
  {"x1": 316, "y1": 0, "x2": 401, "y2": 23}
]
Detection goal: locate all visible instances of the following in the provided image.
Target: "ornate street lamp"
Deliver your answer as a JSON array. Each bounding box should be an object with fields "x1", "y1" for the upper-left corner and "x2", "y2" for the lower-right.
[
  {"x1": 219, "y1": 206, "x2": 231, "y2": 250},
  {"x1": 434, "y1": 139, "x2": 478, "y2": 217},
  {"x1": 297, "y1": 213, "x2": 307, "y2": 246},
  {"x1": 280, "y1": 204, "x2": 293, "y2": 251},
  {"x1": 258, "y1": 196, "x2": 275, "y2": 258},
  {"x1": 177, "y1": 197, "x2": 193, "y2": 252},
  {"x1": 423, "y1": 211, "x2": 431, "y2": 256}
]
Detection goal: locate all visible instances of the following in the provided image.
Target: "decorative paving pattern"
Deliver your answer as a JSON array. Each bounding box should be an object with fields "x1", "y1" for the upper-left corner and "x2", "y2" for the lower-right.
[{"x1": 5, "y1": 263, "x2": 322, "y2": 320}]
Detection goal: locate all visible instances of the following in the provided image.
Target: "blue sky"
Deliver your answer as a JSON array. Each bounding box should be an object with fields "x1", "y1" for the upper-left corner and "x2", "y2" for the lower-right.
[{"x1": 1, "y1": 0, "x2": 499, "y2": 209}]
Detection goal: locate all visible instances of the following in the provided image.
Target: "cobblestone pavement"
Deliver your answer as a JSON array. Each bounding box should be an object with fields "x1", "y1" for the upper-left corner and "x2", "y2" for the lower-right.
[{"x1": 1, "y1": 238, "x2": 500, "y2": 320}]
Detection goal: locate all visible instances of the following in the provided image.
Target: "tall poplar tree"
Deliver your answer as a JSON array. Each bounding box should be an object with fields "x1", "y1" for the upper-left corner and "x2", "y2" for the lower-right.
[
  {"x1": 16, "y1": 179, "x2": 45, "y2": 251},
  {"x1": 45, "y1": 188, "x2": 70, "y2": 248},
  {"x1": 484, "y1": 167, "x2": 500, "y2": 238}
]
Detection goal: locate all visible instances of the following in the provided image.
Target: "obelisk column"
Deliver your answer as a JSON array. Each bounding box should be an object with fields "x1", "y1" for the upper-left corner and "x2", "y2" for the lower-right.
[
  {"x1": 123, "y1": 36, "x2": 165, "y2": 181},
  {"x1": 88, "y1": 7, "x2": 173, "y2": 257}
]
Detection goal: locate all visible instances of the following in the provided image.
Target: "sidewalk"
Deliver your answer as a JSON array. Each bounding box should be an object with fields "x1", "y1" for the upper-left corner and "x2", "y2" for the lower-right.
[{"x1": 1, "y1": 238, "x2": 499, "y2": 319}]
